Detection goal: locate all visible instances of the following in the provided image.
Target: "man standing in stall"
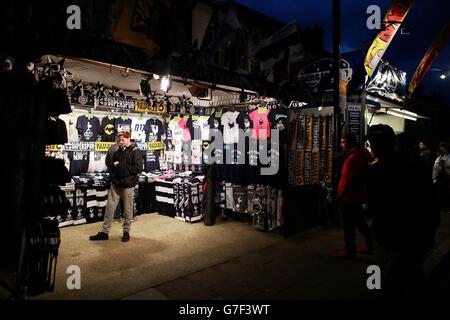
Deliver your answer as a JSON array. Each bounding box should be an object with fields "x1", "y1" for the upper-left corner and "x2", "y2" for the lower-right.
[{"x1": 90, "y1": 129, "x2": 143, "y2": 242}]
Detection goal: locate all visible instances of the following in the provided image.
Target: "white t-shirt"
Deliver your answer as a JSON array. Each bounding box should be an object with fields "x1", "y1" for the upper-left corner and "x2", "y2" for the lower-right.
[
  {"x1": 169, "y1": 118, "x2": 183, "y2": 144},
  {"x1": 131, "y1": 118, "x2": 147, "y2": 142},
  {"x1": 174, "y1": 143, "x2": 183, "y2": 164},
  {"x1": 59, "y1": 114, "x2": 79, "y2": 142},
  {"x1": 191, "y1": 140, "x2": 203, "y2": 165},
  {"x1": 221, "y1": 111, "x2": 240, "y2": 144},
  {"x1": 197, "y1": 116, "x2": 211, "y2": 141},
  {"x1": 87, "y1": 152, "x2": 107, "y2": 173}
]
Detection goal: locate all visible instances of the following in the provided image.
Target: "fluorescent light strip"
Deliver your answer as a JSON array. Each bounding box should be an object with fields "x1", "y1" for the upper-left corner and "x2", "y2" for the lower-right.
[
  {"x1": 392, "y1": 108, "x2": 418, "y2": 117},
  {"x1": 386, "y1": 110, "x2": 417, "y2": 121}
]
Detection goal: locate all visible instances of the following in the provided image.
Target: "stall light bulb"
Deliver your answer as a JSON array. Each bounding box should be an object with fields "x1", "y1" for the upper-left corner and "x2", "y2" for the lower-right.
[{"x1": 160, "y1": 76, "x2": 170, "y2": 92}]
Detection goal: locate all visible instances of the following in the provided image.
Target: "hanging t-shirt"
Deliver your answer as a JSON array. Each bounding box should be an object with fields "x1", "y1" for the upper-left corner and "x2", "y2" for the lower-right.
[
  {"x1": 174, "y1": 143, "x2": 183, "y2": 164},
  {"x1": 178, "y1": 117, "x2": 192, "y2": 141},
  {"x1": 87, "y1": 152, "x2": 107, "y2": 173},
  {"x1": 68, "y1": 151, "x2": 90, "y2": 176},
  {"x1": 101, "y1": 117, "x2": 116, "y2": 142},
  {"x1": 221, "y1": 111, "x2": 240, "y2": 144},
  {"x1": 144, "y1": 118, "x2": 163, "y2": 142},
  {"x1": 169, "y1": 118, "x2": 183, "y2": 144},
  {"x1": 197, "y1": 115, "x2": 212, "y2": 141},
  {"x1": 76, "y1": 115, "x2": 101, "y2": 142},
  {"x1": 115, "y1": 117, "x2": 132, "y2": 132},
  {"x1": 269, "y1": 108, "x2": 288, "y2": 140},
  {"x1": 59, "y1": 114, "x2": 79, "y2": 142},
  {"x1": 132, "y1": 118, "x2": 147, "y2": 142},
  {"x1": 46, "y1": 117, "x2": 68, "y2": 145},
  {"x1": 191, "y1": 140, "x2": 203, "y2": 165},
  {"x1": 236, "y1": 111, "x2": 253, "y2": 135},
  {"x1": 165, "y1": 120, "x2": 174, "y2": 151},
  {"x1": 189, "y1": 117, "x2": 202, "y2": 141},
  {"x1": 143, "y1": 150, "x2": 160, "y2": 172},
  {"x1": 249, "y1": 109, "x2": 271, "y2": 140}
]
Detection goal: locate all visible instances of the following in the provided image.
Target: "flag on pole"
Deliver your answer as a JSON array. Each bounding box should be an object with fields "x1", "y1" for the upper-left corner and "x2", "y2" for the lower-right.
[
  {"x1": 364, "y1": 0, "x2": 415, "y2": 77},
  {"x1": 408, "y1": 21, "x2": 450, "y2": 94}
]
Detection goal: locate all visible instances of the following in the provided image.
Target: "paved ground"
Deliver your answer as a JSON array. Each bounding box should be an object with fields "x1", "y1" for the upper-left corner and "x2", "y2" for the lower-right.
[
  {"x1": 1, "y1": 211, "x2": 449, "y2": 300},
  {"x1": 122, "y1": 212, "x2": 450, "y2": 300}
]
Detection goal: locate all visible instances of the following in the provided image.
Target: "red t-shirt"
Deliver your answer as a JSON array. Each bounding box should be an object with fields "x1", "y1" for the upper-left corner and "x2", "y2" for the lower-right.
[{"x1": 249, "y1": 109, "x2": 271, "y2": 140}]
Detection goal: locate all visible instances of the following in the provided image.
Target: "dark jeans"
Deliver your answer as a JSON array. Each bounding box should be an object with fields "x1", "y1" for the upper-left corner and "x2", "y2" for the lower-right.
[{"x1": 341, "y1": 201, "x2": 372, "y2": 255}]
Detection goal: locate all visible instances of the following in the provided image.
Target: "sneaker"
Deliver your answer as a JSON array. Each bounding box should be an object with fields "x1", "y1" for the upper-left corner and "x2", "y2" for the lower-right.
[
  {"x1": 121, "y1": 232, "x2": 130, "y2": 242},
  {"x1": 89, "y1": 232, "x2": 109, "y2": 241},
  {"x1": 332, "y1": 249, "x2": 356, "y2": 259},
  {"x1": 357, "y1": 244, "x2": 373, "y2": 255}
]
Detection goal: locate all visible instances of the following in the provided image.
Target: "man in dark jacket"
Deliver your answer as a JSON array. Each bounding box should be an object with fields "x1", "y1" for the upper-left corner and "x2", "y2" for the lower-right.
[
  {"x1": 90, "y1": 129, "x2": 143, "y2": 242},
  {"x1": 334, "y1": 133, "x2": 372, "y2": 258},
  {"x1": 365, "y1": 125, "x2": 440, "y2": 298}
]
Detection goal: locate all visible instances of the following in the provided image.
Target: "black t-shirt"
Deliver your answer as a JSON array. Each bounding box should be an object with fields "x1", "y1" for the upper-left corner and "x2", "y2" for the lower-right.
[
  {"x1": 268, "y1": 108, "x2": 288, "y2": 140},
  {"x1": 46, "y1": 117, "x2": 68, "y2": 145},
  {"x1": 144, "y1": 118, "x2": 163, "y2": 142},
  {"x1": 68, "y1": 151, "x2": 90, "y2": 176},
  {"x1": 236, "y1": 111, "x2": 253, "y2": 134},
  {"x1": 115, "y1": 118, "x2": 132, "y2": 132},
  {"x1": 143, "y1": 150, "x2": 160, "y2": 172},
  {"x1": 101, "y1": 117, "x2": 116, "y2": 142},
  {"x1": 165, "y1": 120, "x2": 174, "y2": 151},
  {"x1": 76, "y1": 115, "x2": 101, "y2": 142}
]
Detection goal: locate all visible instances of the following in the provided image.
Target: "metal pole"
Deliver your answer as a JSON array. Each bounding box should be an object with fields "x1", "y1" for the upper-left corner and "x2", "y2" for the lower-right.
[{"x1": 333, "y1": 0, "x2": 341, "y2": 152}]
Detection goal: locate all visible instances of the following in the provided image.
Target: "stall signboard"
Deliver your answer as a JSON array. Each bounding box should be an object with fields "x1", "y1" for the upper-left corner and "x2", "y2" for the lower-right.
[
  {"x1": 46, "y1": 145, "x2": 63, "y2": 152},
  {"x1": 98, "y1": 96, "x2": 135, "y2": 110},
  {"x1": 135, "y1": 100, "x2": 167, "y2": 114},
  {"x1": 148, "y1": 141, "x2": 164, "y2": 151},
  {"x1": 95, "y1": 142, "x2": 115, "y2": 152},
  {"x1": 347, "y1": 104, "x2": 362, "y2": 144}
]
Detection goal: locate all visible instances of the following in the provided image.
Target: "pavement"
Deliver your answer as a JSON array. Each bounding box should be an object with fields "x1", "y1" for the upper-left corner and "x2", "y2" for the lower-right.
[
  {"x1": 122, "y1": 212, "x2": 450, "y2": 300},
  {"x1": 1, "y1": 211, "x2": 449, "y2": 300}
]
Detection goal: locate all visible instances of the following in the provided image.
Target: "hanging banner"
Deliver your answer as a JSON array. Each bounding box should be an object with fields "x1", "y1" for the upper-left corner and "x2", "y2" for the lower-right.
[
  {"x1": 364, "y1": 0, "x2": 415, "y2": 77},
  {"x1": 303, "y1": 115, "x2": 313, "y2": 185},
  {"x1": 64, "y1": 142, "x2": 96, "y2": 152},
  {"x1": 135, "y1": 100, "x2": 167, "y2": 114},
  {"x1": 408, "y1": 22, "x2": 450, "y2": 94},
  {"x1": 347, "y1": 104, "x2": 362, "y2": 144},
  {"x1": 311, "y1": 116, "x2": 321, "y2": 185},
  {"x1": 295, "y1": 115, "x2": 306, "y2": 186},
  {"x1": 94, "y1": 142, "x2": 114, "y2": 152},
  {"x1": 98, "y1": 96, "x2": 135, "y2": 110},
  {"x1": 148, "y1": 141, "x2": 165, "y2": 151},
  {"x1": 320, "y1": 116, "x2": 327, "y2": 183},
  {"x1": 46, "y1": 145, "x2": 63, "y2": 152},
  {"x1": 325, "y1": 116, "x2": 333, "y2": 185},
  {"x1": 366, "y1": 60, "x2": 407, "y2": 102}
]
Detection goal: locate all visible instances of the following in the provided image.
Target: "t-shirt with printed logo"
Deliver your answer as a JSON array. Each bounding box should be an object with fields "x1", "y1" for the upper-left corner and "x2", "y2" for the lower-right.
[
  {"x1": 221, "y1": 111, "x2": 239, "y2": 144},
  {"x1": 76, "y1": 115, "x2": 101, "y2": 142},
  {"x1": 249, "y1": 109, "x2": 271, "y2": 140},
  {"x1": 144, "y1": 118, "x2": 163, "y2": 142},
  {"x1": 115, "y1": 118, "x2": 132, "y2": 133},
  {"x1": 101, "y1": 117, "x2": 116, "y2": 142},
  {"x1": 132, "y1": 118, "x2": 147, "y2": 142}
]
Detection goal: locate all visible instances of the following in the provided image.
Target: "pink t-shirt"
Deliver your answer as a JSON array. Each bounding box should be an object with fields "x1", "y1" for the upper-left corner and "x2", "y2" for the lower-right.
[
  {"x1": 249, "y1": 109, "x2": 271, "y2": 140},
  {"x1": 178, "y1": 117, "x2": 192, "y2": 141}
]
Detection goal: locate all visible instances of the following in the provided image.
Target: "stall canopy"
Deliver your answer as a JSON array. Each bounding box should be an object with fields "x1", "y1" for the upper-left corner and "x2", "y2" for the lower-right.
[{"x1": 42, "y1": 55, "x2": 260, "y2": 108}]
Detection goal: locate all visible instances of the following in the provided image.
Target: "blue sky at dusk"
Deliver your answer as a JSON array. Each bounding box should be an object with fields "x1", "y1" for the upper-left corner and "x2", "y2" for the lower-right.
[{"x1": 234, "y1": 0, "x2": 450, "y2": 103}]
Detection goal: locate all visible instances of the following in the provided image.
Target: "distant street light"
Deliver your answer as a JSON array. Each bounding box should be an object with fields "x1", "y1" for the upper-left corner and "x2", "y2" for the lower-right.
[{"x1": 440, "y1": 74, "x2": 446, "y2": 79}]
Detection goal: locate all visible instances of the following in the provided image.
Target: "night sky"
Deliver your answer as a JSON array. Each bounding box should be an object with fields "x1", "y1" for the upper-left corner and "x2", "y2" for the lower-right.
[{"x1": 234, "y1": 0, "x2": 450, "y2": 104}]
